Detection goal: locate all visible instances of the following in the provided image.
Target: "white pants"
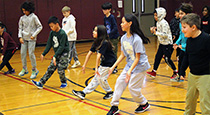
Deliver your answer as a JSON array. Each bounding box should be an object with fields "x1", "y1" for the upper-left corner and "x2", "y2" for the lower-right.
[
  {"x1": 20, "y1": 40, "x2": 37, "y2": 70},
  {"x1": 83, "y1": 66, "x2": 112, "y2": 94},
  {"x1": 111, "y1": 69, "x2": 147, "y2": 106}
]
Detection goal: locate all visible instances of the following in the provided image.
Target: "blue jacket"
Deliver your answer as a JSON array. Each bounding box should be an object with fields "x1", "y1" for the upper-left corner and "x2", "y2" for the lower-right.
[{"x1": 175, "y1": 23, "x2": 187, "y2": 52}]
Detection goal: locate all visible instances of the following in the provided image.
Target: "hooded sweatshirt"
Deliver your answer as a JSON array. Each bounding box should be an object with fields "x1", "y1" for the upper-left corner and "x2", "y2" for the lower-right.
[
  {"x1": 155, "y1": 7, "x2": 173, "y2": 45},
  {"x1": 62, "y1": 14, "x2": 77, "y2": 41}
]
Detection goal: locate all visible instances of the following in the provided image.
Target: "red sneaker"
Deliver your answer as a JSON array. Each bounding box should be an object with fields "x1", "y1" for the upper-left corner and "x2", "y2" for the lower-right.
[
  {"x1": 170, "y1": 72, "x2": 178, "y2": 81},
  {"x1": 147, "y1": 70, "x2": 156, "y2": 78}
]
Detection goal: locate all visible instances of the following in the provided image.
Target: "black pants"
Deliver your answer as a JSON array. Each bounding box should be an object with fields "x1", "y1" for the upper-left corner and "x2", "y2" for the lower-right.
[
  {"x1": 178, "y1": 50, "x2": 185, "y2": 76},
  {"x1": 153, "y1": 44, "x2": 176, "y2": 71},
  {"x1": 0, "y1": 48, "x2": 17, "y2": 71}
]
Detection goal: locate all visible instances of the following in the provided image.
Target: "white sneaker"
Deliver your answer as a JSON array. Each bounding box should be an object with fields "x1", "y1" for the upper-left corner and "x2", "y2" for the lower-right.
[
  {"x1": 71, "y1": 61, "x2": 81, "y2": 68},
  {"x1": 18, "y1": 68, "x2": 29, "y2": 76},
  {"x1": 30, "y1": 70, "x2": 39, "y2": 79}
]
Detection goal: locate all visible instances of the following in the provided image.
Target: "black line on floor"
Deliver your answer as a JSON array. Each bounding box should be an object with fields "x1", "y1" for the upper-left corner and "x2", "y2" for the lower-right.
[{"x1": 2, "y1": 99, "x2": 71, "y2": 112}]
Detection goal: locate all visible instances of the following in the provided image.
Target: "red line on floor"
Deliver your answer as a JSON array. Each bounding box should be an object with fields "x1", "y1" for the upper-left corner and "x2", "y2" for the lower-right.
[{"x1": 2, "y1": 73, "x2": 114, "y2": 113}]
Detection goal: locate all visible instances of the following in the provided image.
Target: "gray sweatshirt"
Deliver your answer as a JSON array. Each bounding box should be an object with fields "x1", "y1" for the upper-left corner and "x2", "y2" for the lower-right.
[{"x1": 18, "y1": 13, "x2": 43, "y2": 41}]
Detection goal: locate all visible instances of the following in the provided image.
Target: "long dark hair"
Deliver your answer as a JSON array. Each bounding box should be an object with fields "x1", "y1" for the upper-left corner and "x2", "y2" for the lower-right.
[
  {"x1": 124, "y1": 14, "x2": 150, "y2": 44},
  {"x1": 93, "y1": 25, "x2": 114, "y2": 50}
]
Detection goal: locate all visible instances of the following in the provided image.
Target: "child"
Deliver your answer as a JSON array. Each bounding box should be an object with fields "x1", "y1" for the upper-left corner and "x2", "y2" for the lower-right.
[
  {"x1": 107, "y1": 14, "x2": 150, "y2": 115},
  {"x1": 169, "y1": 8, "x2": 180, "y2": 58},
  {"x1": 201, "y1": 6, "x2": 210, "y2": 35},
  {"x1": 173, "y1": 3, "x2": 193, "y2": 82},
  {"x1": 72, "y1": 25, "x2": 116, "y2": 100},
  {"x1": 61, "y1": 6, "x2": 81, "y2": 68},
  {"x1": 101, "y1": 2, "x2": 120, "y2": 74},
  {"x1": 147, "y1": 7, "x2": 178, "y2": 80},
  {"x1": 31, "y1": 16, "x2": 69, "y2": 89},
  {"x1": 180, "y1": 13, "x2": 210, "y2": 115},
  {"x1": 0, "y1": 23, "x2": 18, "y2": 74},
  {"x1": 18, "y1": 1, "x2": 43, "y2": 79}
]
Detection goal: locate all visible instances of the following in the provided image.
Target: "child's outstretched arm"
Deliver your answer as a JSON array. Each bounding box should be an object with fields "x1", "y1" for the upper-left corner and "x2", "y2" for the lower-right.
[
  {"x1": 125, "y1": 53, "x2": 140, "y2": 83},
  {"x1": 82, "y1": 51, "x2": 93, "y2": 74},
  {"x1": 108, "y1": 51, "x2": 125, "y2": 76}
]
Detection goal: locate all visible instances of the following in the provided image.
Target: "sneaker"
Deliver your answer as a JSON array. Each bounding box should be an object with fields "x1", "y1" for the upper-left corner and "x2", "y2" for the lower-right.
[
  {"x1": 170, "y1": 72, "x2": 178, "y2": 81},
  {"x1": 135, "y1": 102, "x2": 150, "y2": 113},
  {"x1": 30, "y1": 70, "x2": 39, "y2": 79},
  {"x1": 18, "y1": 68, "x2": 29, "y2": 76},
  {"x1": 71, "y1": 61, "x2": 81, "y2": 68},
  {"x1": 60, "y1": 83, "x2": 67, "y2": 88},
  {"x1": 112, "y1": 68, "x2": 118, "y2": 74},
  {"x1": 4, "y1": 69, "x2": 15, "y2": 75},
  {"x1": 103, "y1": 91, "x2": 113, "y2": 99},
  {"x1": 31, "y1": 80, "x2": 43, "y2": 89},
  {"x1": 107, "y1": 106, "x2": 119, "y2": 115},
  {"x1": 147, "y1": 70, "x2": 156, "y2": 78},
  {"x1": 72, "y1": 90, "x2": 86, "y2": 100}
]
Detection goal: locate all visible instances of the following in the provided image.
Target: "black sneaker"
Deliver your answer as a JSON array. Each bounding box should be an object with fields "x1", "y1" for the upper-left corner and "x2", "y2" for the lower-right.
[
  {"x1": 103, "y1": 91, "x2": 113, "y2": 99},
  {"x1": 4, "y1": 69, "x2": 15, "y2": 75},
  {"x1": 135, "y1": 102, "x2": 150, "y2": 113},
  {"x1": 107, "y1": 106, "x2": 119, "y2": 115},
  {"x1": 112, "y1": 68, "x2": 118, "y2": 74},
  {"x1": 72, "y1": 90, "x2": 86, "y2": 100}
]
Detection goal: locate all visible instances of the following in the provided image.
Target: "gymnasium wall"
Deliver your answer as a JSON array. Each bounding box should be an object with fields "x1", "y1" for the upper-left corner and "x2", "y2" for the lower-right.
[
  {"x1": 160, "y1": 0, "x2": 210, "y2": 22},
  {"x1": 0, "y1": 0, "x2": 124, "y2": 44}
]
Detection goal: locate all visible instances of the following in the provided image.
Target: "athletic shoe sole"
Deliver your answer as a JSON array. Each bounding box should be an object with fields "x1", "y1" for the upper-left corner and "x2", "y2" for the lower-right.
[
  {"x1": 72, "y1": 90, "x2": 85, "y2": 100},
  {"x1": 135, "y1": 105, "x2": 150, "y2": 113},
  {"x1": 147, "y1": 74, "x2": 156, "y2": 78}
]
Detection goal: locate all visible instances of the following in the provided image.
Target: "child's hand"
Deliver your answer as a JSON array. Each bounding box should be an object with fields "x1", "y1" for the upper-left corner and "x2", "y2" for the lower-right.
[
  {"x1": 53, "y1": 57, "x2": 56, "y2": 66},
  {"x1": 178, "y1": 45, "x2": 182, "y2": 49},
  {"x1": 40, "y1": 54, "x2": 44, "y2": 62},
  {"x1": 19, "y1": 38, "x2": 24, "y2": 44},
  {"x1": 0, "y1": 55, "x2": 3, "y2": 62},
  {"x1": 150, "y1": 27, "x2": 154, "y2": 33},
  {"x1": 108, "y1": 67, "x2": 114, "y2": 77},
  {"x1": 150, "y1": 27, "x2": 156, "y2": 34},
  {"x1": 173, "y1": 44, "x2": 178, "y2": 49},
  {"x1": 82, "y1": 65, "x2": 85, "y2": 74},
  {"x1": 125, "y1": 71, "x2": 131, "y2": 83},
  {"x1": 95, "y1": 68, "x2": 100, "y2": 77},
  {"x1": 31, "y1": 36, "x2": 35, "y2": 40}
]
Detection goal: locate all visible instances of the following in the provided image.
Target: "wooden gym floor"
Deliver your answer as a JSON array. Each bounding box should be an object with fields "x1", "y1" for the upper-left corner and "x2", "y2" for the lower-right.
[{"x1": 0, "y1": 37, "x2": 201, "y2": 115}]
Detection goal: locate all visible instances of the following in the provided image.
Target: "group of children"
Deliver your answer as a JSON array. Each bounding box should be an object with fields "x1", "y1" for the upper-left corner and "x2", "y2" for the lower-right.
[{"x1": 1, "y1": 1, "x2": 210, "y2": 115}]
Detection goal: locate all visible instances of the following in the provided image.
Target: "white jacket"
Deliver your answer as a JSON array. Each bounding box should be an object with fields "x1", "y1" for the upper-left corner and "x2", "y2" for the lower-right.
[
  {"x1": 18, "y1": 13, "x2": 43, "y2": 41},
  {"x1": 155, "y1": 7, "x2": 173, "y2": 45},
  {"x1": 62, "y1": 14, "x2": 77, "y2": 41}
]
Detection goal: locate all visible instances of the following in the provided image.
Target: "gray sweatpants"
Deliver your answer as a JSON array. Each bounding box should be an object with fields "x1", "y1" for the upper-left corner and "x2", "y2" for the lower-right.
[
  {"x1": 68, "y1": 41, "x2": 79, "y2": 63},
  {"x1": 83, "y1": 66, "x2": 112, "y2": 94},
  {"x1": 20, "y1": 40, "x2": 36, "y2": 70},
  {"x1": 111, "y1": 69, "x2": 148, "y2": 106}
]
